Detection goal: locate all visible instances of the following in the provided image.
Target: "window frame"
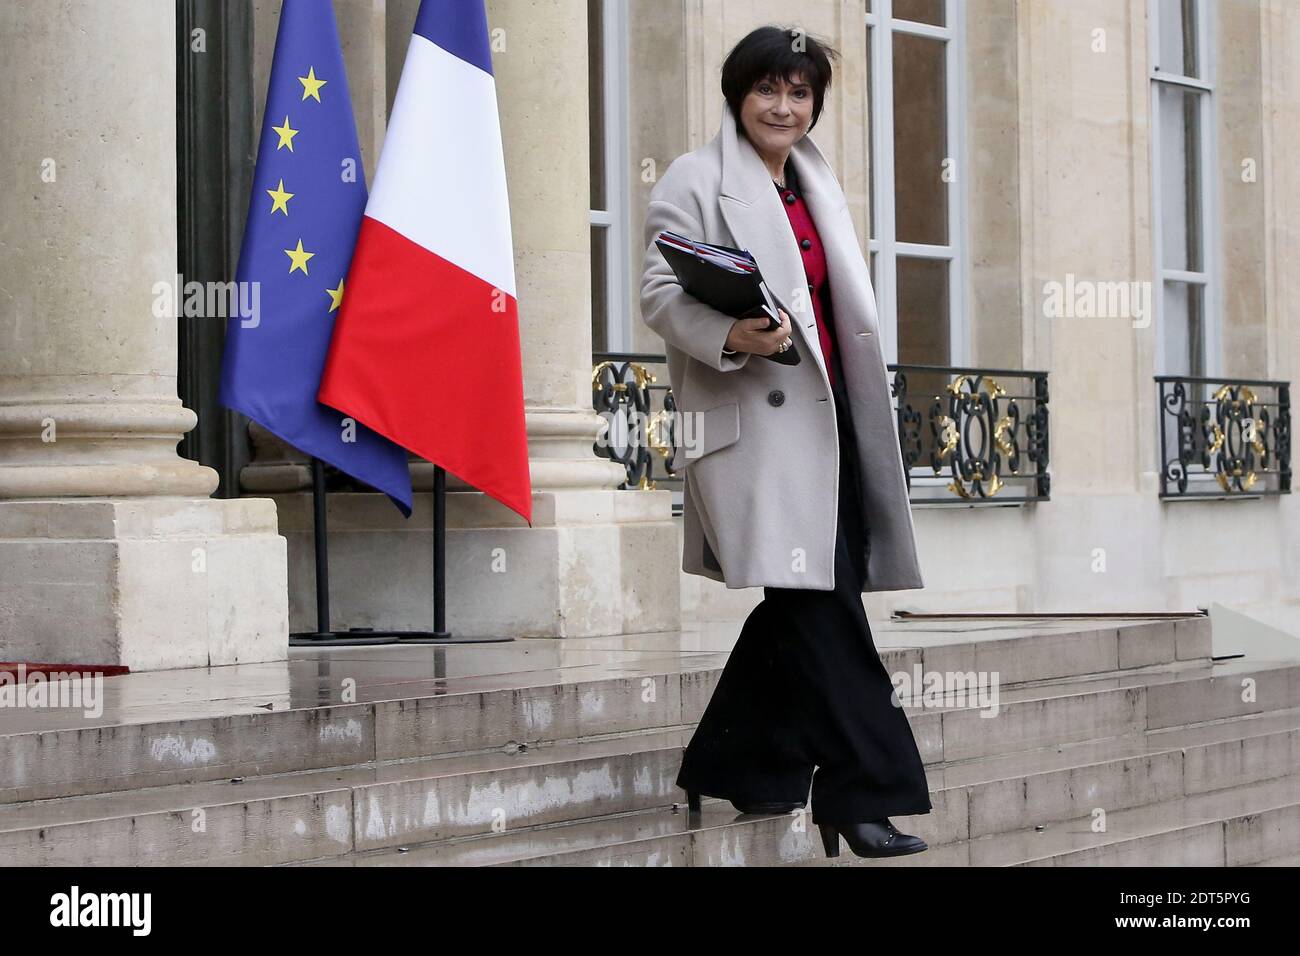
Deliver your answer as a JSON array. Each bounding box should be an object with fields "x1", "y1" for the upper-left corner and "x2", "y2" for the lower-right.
[
  {"x1": 1148, "y1": 0, "x2": 1221, "y2": 378},
  {"x1": 865, "y1": 0, "x2": 971, "y2": 366},
  {"x1": 588, "y1": 0, "x2": 633, "y2": 352}
]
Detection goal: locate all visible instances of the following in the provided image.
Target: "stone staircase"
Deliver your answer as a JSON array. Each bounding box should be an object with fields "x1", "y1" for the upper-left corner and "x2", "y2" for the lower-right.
[{"x1": 2, "y1": 615, "x2": 1299, "y2": 866}]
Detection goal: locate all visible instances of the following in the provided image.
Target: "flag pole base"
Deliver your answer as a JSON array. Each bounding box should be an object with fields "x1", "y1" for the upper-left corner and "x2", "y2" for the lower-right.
[
  {"x1": 393, "y1": 633, "x2": 514, "y2": 645},
  {"x1": 289, "y1": 628, "x2": 513, "y2": 647},
  {"x1": 290, "y1": 629, "x2": 400, "y2": 647}
]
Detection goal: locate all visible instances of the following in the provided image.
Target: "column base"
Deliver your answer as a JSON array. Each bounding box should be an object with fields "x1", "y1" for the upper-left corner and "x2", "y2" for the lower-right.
[
  {"x1": 0, "y1": 498, "x2": 288, "y2": 669},
  {"x1": 272, "y1": 488, "x2": 682, "y2": 638}
]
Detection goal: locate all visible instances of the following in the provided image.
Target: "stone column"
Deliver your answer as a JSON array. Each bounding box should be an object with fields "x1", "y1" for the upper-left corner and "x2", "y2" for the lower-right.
[
  {"x1": 486, "y1": 0, "x2": 681, "y2": 636},
  {"x1": 0, "y1": 0, "x2": 288, "y2": 668}
]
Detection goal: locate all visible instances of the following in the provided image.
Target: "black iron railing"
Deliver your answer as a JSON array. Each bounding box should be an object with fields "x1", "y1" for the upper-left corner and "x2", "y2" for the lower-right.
[
  {"x1": 592, "y1": 353, "x2": 1051, "y2": 505},
  {"x1": 891, "y1": 364, "x2": 1050, "y2": 504},
  {"x1": 1156, "y1": 376, "x2": 1291, "y2": 497},
  {"x1": 591, "y1": 352, "x2": 680, "y2": 491}
]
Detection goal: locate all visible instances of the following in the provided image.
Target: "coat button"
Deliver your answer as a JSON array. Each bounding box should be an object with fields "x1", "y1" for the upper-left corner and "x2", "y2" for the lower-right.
[
  {"x1": 800, "y1": 238, "x2": 812, "y2": 250},
  {"x1": 784, "y1": 192, "x2": 796, "y2": 205},
  {"x1": 767, "y1": 389, "x2": 785, "y2": 407}
]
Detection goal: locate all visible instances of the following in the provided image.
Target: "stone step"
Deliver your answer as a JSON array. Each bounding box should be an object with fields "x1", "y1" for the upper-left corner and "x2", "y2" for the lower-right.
[
  {"x1": 934, "y1": 705, "x2": 1300, "y2": 840},
  {"x1": 877, "y1": 614, "x2": 1212, "y2": 682},
  {"x1": 6, "y1": 694, "x2": 1299, "y2": 867},
  {"x1": 965, "y1": 773, "x2": 1300, "y2": 868},
  {"x1": 298, "y1": 766, "x2": 1300, "y2": 868},
  {"x1": 0, "y1": 617, "x2": 1227, "y2": 805},
  {"x1": 911, "y1": 657, "x2": 1300, "y2": 764},
  {"x1": 0, "y1": 728, "x2": 690, "y2": 865},
  {"x1": 1246, "y1": 851, "x2": 1300, "y2": 866}
]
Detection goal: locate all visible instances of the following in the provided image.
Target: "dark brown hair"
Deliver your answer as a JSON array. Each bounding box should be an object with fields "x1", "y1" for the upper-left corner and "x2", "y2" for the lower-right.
[{"x1": 720, "y1": 25, "x2": 841, "y2": 135}]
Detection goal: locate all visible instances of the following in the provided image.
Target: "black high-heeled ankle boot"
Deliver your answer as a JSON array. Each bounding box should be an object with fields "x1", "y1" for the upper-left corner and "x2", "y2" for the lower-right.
[{"x1": 817, "y1": 818, "x2": 927, "y2": 858}]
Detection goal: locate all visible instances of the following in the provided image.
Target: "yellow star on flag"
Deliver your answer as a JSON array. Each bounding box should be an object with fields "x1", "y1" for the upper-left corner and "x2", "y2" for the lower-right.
[
  {"x1": 266, "y1": 179, "x2": 294, "y2": 216},
  {"x1": 271, "y1": 116, "x2": 299, "y2": 151},
  {"x1": 298, "y1": 67, "x2": 327, "y2": 103},
  {"x1": 326, "y1": 279, "x2": 345, "y2": 312},
  {"x1": 284, "y1": 239, "x2": 315, "y2": 276}
]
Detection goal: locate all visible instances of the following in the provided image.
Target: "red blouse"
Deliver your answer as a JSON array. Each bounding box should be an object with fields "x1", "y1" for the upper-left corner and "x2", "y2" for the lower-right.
[{"x1": 775, "y1": 175, "x2": 839, "y2": 387}]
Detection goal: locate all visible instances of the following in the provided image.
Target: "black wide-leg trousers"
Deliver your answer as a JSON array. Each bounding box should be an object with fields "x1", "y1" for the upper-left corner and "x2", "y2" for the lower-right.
[{"x1": 675, "y1": 373, "x2": 933, "y2": 825}]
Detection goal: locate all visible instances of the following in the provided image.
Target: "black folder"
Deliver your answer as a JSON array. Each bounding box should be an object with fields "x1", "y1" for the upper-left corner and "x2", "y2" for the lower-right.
[{"x1": 654, "y1": 230, "x2": 800, "y2": 366}]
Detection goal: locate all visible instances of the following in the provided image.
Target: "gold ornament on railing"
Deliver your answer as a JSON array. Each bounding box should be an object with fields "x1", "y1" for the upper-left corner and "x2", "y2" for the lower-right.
[{"x1": 940, "y1": 376, "x2": 1009, "y2": 498}]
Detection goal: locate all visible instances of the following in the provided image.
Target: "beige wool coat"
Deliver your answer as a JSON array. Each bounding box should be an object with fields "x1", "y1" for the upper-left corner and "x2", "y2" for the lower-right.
[{"x1": 638, "y1": 102, "x2": 924, "y2": 592}]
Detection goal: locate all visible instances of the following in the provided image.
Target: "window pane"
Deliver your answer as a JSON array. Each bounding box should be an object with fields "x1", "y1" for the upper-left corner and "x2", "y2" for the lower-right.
[
  {"x1": 894, "y1": 0, "x2": 945, "y2": 27},
  {"x1": 591, "y1": 226, "x2": 608, "y2": 351},
  {"x1": 1162, "y1": 280, "x2": 1205, "y2": 376},
  {"x1": 588, "y1": 0, "x2": 606, "y2": 210},
  {"x1": 893, "y1": 32, "x2": 948, "y2": 245},
  {"x1": 866, "y1": 24, "x2": 875, "y2": 229},
  {"x1": 1156, "y1": 0, "x2": 1200, "y2": 79},
  {"x1": 897, "y1": 256, "x2": 950, "y2": 364},
  {"x1": 1157, "y1": 84, "x2": 1204, "y2": 272}
]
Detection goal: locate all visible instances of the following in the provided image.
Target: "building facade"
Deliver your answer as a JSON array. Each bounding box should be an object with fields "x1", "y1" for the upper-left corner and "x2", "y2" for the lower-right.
[{"x1": 1, "y1": 0, "x2": 1296, "y2": 669}]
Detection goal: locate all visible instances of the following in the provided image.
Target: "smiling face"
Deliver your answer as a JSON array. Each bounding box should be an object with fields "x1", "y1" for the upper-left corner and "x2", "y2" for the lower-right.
[{"x1": 738, "y1": 70, "x2": 815, "y2": 155}]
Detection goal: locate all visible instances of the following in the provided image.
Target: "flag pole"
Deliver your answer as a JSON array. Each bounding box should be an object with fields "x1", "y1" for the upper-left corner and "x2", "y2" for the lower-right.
[
  {"x1": 310, "y1": 457, "x2": 330, "y2": 632},
  {"x1": 396, "y1": 464, "x2": 472, "y2": 643},
  {"x1": 287, "y1": 459, "x2": 511, "y2": 646},
  {"x1": 434, "y1": 464, "x2": 449, "y2": 637},
  {"x1": 290, "y1": 458, "x2": 400, "y2": 646}
]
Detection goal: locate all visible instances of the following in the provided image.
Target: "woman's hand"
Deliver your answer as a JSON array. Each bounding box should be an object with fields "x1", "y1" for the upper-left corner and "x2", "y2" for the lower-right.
[{"x1": 724, "y1": 308, "x2": 792, "y2": 356}]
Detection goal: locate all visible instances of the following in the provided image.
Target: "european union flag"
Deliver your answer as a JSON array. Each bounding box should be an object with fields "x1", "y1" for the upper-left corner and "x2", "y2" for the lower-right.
[{"x1": 219, "y1": 0, "x2": 413, "y2": 515}]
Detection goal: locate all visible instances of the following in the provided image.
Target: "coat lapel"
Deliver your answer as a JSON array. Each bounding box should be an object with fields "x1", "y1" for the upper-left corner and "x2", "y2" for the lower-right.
[{"x1": 717, "y1": 104, "x2": 831, "y2": 385}]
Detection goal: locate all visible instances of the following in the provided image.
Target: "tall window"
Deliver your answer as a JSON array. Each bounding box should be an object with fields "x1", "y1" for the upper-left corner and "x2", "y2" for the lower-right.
[
  {"x1": 865, "y1": 0, "x2": 969, "y2": 366},
  {"x1": 588, "y1": 0, "x2": 631, "y2": 353},
  {"x1": 1149, "y1": 0, "x2": 1219, "y2": 377}
]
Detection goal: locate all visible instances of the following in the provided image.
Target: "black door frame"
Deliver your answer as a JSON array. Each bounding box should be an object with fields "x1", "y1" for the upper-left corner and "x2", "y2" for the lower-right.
[{"x1": 176, "y1": 0, "x2": 255, "y2": 497}]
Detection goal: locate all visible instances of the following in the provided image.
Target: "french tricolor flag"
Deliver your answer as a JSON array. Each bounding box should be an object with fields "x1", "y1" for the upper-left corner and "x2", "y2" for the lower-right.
[{"x1": 319, "y1": 0, "x2": 532, "y2": 525}]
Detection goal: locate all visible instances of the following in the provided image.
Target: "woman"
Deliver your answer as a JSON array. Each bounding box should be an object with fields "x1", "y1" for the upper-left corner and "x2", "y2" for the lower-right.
[{"x1": 639, "y1": 26, "x2": 932, "y2": 859}]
